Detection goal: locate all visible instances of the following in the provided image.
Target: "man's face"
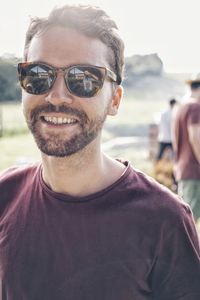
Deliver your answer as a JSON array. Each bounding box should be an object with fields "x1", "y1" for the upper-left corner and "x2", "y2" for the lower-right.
[{"x1": 22, "y1": 26, "x2": 122, "y2": 157}]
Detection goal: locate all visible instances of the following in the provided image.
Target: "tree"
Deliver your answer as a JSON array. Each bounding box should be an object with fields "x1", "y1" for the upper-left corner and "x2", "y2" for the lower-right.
[{"x1": 0, "y1": 56, "x2": 21, "y2": 102}]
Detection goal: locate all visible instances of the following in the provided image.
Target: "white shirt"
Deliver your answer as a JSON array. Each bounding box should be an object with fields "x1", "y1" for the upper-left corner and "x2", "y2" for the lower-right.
[{"x1": 158, "y1": 109, "x2": 173, "y2": 143}]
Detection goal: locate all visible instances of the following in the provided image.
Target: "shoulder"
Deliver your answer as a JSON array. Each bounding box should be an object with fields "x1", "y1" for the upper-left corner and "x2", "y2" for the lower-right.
[
  {"x1": 0, "y1": 163, "x2": 41, "y2": 217},
  {"x1": 118, "y1": 164, "x2": 199, "y2": 253},
  {"x1": 126, "y1": 165, "x2": 192, "y2": 222},
  {"x1": 178, "y1": 101, "x2": 200, "y2": 113},
  {"x1": 0, "y1": 162, "x2": 41, "y2": 187},
  {"x1": 174, "y1": 103, "x2": 200, "y2": 128}
]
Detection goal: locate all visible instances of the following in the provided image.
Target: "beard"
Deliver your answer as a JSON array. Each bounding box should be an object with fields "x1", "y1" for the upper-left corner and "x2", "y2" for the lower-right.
[{"x1": 24, "y1": 103, "x2": 108, "y2": 157}]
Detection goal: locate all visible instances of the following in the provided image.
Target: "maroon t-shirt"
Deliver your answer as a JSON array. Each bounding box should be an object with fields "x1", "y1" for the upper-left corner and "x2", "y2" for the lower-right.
[
  {"x1": 173, "y1": 101, "x2": 200, "y2": 180},
  {"x1": 0, "y1": 162, "x2": 200, "y2": 300}
]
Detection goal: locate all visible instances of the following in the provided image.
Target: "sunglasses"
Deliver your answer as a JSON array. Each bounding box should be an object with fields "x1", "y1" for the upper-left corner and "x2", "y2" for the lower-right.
[{"x1": 17, "y1": 62, "x2": 118, "y2": 98}]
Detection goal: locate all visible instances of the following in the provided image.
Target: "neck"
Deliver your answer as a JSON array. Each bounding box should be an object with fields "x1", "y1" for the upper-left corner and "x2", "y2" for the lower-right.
[
  {"x1": 191, "y1": 91, "x2": 200, "y2": 102},
  {"x1": 41, "y1": 140, "x2": 126, "y2": 197}
]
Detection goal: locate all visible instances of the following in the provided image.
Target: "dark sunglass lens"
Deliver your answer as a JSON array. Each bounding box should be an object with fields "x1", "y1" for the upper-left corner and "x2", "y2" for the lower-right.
[
  {"x1": 19, "y1": 64, "x2": 55, "y2": 95},
  {"x1": 67, "y1": 66, "x2": 104, "y2": 97}
]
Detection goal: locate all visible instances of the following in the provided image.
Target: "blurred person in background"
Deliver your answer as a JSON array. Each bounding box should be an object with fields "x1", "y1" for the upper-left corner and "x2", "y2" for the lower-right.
[
  {"x1": 154, "y1": 98, "x2": 177, "y2": 192},
  {"x1": 0, "y1": 4, "x2": 200, "y2": 300},
  {"x1": 156, "y1": 98, "x2": 177, "y2": 161},
  {"x1": 172, "y1": 74, "x2": 200, "y2": 222}
]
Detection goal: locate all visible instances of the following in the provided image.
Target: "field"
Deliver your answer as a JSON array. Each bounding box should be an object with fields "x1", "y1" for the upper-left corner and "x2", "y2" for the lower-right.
[{"x1": 0, "y1": 98, "x2": 165, "y2": 172}]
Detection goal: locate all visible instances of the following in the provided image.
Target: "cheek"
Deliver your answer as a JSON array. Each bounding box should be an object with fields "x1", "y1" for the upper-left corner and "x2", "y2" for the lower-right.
[
  {"x1": 21, "y1": 92, "x2": 30, "y2": 116},
  {"x1": 22, "y1": 92, "x2": 44, "y2": 114},
  {"x1": 22, "y1": 99, "x2": 32, "y2": 120},
  {"x1": 93, "y1": 84, "x2": 113, "y2": 111},
  {"x1": 82, "y1": 96, "x2": 111, "y2": 118}
]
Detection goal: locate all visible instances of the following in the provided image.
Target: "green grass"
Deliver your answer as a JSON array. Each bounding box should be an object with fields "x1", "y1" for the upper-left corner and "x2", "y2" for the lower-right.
[
  {"x1": 106, "y1": 96, "x2": 165, "y2": 125},
  {"x1": 0, "y1": 101, "x2": 28, "y2": 136},
  {"x1": 0, "y1": 132, "x2": 40, "y2": 171}
]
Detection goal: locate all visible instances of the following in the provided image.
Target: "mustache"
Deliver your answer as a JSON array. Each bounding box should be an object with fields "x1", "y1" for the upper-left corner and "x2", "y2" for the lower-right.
[{"x1": 29, "y1": 103, "x2": 88, "y2": 125}]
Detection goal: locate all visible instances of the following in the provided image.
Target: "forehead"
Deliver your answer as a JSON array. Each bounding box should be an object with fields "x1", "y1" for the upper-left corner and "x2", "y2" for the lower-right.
[{"x1": 27, "y1": 26, "x2": 110, "y2": 67}]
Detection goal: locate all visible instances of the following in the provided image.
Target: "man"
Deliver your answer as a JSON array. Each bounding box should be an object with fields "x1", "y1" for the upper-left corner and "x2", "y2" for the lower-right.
[
  {"x1": 172, "y1": 74, "x2": 200, "y2": 221},
  {"x1": 0, "y1": 5, "x2": 200, "y2": 300},
  {"x1": 156, "y1": 98, "x2": 177, "y2": 160}
]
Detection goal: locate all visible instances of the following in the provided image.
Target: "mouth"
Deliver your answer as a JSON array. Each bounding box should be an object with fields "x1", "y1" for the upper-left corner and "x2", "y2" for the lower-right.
[{"x1": 40, "y1": 115, "x2": 79, "y2": 126}]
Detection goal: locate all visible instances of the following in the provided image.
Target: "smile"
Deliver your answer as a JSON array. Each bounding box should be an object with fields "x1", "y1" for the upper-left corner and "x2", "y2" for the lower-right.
[{"x1": 42, "y1": 116, "x2": 78, "y2": 125}]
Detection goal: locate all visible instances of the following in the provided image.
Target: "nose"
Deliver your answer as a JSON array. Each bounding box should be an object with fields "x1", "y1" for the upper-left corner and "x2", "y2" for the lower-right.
[{"x1": 45, "y1": 72, "x2": 73, "y2": 105}]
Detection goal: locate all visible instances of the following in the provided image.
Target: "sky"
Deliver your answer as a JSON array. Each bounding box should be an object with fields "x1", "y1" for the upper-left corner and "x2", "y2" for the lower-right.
[{"x1": 1, "y1": 0, "x2": 200, "y2": 73}]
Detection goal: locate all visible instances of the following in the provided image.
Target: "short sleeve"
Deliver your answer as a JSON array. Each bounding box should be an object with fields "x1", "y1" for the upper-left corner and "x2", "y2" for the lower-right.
[{"x1": 151, "y1": 204, "x2": 200, "y2": 300}]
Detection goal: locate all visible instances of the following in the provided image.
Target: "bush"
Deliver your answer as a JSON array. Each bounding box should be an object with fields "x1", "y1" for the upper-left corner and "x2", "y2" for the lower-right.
[{"x1": 0, "y1": 56, "x2": 21, "y2": 101}]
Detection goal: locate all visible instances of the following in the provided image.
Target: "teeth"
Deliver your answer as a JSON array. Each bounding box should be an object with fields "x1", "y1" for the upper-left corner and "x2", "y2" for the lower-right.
[{"x1": 43, "y1": 116, "x2": 77, "y2": 125}]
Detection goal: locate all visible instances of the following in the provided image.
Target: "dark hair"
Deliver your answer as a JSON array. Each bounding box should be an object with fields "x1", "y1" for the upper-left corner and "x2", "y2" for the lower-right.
[
  {"x1": 24, "y1": 5, "x2": 124, "y2": 84},
  {"x1": 169, "y1": 98, "x2": 177, "y2": 107},
  {"x1": 190, "y1": 81, "x2": 200, "y2": 90}
]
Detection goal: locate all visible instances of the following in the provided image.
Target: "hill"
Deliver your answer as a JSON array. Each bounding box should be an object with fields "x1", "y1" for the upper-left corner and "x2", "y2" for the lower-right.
[{"x1": 124, "y1": 53, "x2": 189, "y2": 100}]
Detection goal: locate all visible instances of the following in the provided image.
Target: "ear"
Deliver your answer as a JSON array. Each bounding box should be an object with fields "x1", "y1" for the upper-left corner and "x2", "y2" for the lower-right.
[{"x1": 108, "y1": 85, "x2": 123, "y2": 116}]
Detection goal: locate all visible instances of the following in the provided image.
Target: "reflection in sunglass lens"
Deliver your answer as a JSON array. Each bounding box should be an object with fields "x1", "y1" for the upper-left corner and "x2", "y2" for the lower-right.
[
  {"x1": 67, "y1": 66, "x2": 104, "y2": 97},
  {"x1": 18, "y1": 63, "x2": 110, "y2": 97},
  {"x1": 20, "y1": 64, "x2": 55, "y2": 95}
]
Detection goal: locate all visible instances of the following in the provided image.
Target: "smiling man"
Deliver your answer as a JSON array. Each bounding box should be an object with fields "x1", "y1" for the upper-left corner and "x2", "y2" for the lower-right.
[{"x1": 0, "y1": 4, "x2": 200, "y2": 300}]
